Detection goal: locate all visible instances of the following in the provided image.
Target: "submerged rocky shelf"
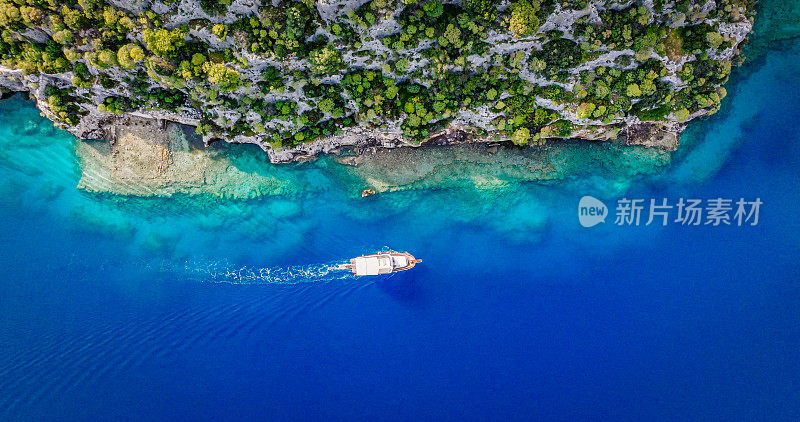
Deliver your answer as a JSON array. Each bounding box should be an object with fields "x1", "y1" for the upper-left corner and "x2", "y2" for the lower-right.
[
  {"x1": 72, "y1": 119, "x2": 670, "y2": 198},
  {"x1": 0, "y1": 0, "x2": 755, "y2": 163}
]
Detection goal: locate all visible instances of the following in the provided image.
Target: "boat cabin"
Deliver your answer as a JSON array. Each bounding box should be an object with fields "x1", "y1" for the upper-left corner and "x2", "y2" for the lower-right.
[{"x1": 354, "y1": 255, "x2": 391, "y2": 276}]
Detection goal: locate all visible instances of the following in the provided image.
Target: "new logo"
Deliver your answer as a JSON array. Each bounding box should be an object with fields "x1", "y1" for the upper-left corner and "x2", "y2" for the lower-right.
[{"x1": 578, "y1": 196, "x2": 607, "y2": 227}]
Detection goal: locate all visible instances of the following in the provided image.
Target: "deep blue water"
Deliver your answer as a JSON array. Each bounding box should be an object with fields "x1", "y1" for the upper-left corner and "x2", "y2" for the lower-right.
[{"x1": 2, "y1": 11, "x2": 800, "y2": 422}]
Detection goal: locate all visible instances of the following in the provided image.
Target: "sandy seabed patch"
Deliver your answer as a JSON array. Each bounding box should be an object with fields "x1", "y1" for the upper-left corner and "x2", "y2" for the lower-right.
[{"x1": 76, "y1": 118, "x2": 288, "y2": 199}]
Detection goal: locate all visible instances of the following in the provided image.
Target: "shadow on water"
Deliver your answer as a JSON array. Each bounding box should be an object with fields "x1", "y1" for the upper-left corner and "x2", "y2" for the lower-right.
[{"x1": 374, "y1": 270, "x2": 425, "y2": 305}]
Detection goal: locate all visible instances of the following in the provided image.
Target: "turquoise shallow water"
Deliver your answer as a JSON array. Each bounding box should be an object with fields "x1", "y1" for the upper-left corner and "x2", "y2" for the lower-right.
[{"x1": 1, "y1": 3, "x2": 800, "y2": 420}]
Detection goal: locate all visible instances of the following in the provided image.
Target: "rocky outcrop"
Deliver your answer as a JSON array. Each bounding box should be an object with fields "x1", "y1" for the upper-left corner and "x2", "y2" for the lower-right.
[{"x1": 622, "y1": 121, "x2": 684, "y2": 150}]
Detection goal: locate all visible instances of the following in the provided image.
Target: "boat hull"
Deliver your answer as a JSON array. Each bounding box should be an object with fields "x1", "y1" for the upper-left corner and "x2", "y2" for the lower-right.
[{"x1": 338, "y1": 252, "x2": 421, "y2": 276}]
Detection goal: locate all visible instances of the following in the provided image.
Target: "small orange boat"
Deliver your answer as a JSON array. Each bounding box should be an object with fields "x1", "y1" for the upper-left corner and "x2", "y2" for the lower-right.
[{"x1": 337, "y1": 251, "x2": 421, "y2": 276}]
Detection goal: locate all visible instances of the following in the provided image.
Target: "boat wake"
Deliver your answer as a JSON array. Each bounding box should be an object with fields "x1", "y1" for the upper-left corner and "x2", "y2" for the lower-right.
[{"x1": 175, "y1": 259, "x2": 354, "y2": 285}]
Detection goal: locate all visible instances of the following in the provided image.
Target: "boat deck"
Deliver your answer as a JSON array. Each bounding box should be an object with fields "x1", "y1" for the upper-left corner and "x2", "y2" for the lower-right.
[{"x1": 338, "y1": 252, "x2": 420, "y2": 276}]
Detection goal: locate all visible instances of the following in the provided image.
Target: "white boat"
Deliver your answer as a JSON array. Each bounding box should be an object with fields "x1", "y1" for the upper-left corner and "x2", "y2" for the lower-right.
[{"x1": 337, "y1": 251, "x2": 421, "y2": 276}]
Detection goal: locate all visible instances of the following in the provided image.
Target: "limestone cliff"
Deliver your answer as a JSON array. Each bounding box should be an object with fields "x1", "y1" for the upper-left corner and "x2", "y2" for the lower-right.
[{"x1": 0, "y1": 0, "x2": 755, "y2": 163}]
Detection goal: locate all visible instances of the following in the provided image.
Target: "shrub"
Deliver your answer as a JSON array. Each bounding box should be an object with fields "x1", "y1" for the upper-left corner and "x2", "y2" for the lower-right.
[{"x1": 636, "y1": 105, "x2": 669, "y2": 121}]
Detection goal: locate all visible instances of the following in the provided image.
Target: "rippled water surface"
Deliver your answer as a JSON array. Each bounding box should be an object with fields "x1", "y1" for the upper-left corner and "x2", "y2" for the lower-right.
[{"x1": 2, "y1": 3, "x2": 800, "y2": 420}]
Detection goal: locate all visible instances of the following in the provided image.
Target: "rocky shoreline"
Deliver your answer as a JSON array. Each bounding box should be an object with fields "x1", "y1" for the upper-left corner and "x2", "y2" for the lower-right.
[
  {"x1": 0, "y1": 0, "x2": 755, "y2": 165},
  {"x1": 71, "y1": 113, "x2": 674, "y2": 199},
  {"x1": 263, "y1": 117, "x2": 682, "y2": 164},
  {"x1": 8, "y1": 90, "x2": 682, "y2": 165}
]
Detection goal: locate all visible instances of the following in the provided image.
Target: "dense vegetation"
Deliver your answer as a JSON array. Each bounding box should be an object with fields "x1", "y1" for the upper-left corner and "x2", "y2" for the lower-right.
[{"x1": 0, "y1": 0, "x2": 755, "y2": 148}]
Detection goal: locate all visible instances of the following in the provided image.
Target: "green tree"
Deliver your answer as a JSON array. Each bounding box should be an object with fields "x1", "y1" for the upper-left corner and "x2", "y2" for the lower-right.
[
  {"x1": 19, "y1": 6, "x2": 43, "y2": 26},
  {"x1": 592, "y1": 105, "x2": 607, "y2": 118},
  {"x1": 97, "y1": 49, "x2": 117, "y2": 67},
  {"x1": 77, "y1": 0, "x2": 100, "y2": 13},
  {"x1": 0, "y1": 3, "x2": 21, "y2": 29},
  {"x1": 191, "y1": 53, "x2": 206, "y2": 67},
  {"x1": 439, "y1": 24, "x2": 462, "y2": 48},
  {"x1": 529, "y1": 57, "x2": 546, "y2": 73},
  {"x1": 626, "y1": 83, "x2": 642, "y2": 97},
  {"x1": 423, "y1": 0, "x2": 443, "y2": 18},
  {"x1": 465, "y1": 0, "x2": 497, "y2": 21},
  {"x1": 143, "y1": 28, "x2": 187, "y2": 58},
  {"x1": 309, "y1": 44, "x2": 343, "y2": 74},
  {"x1": 508, "y1": 0, "x2": 540, "y2": 38},
  {"x1": 706, "y1": 31, "x2": 723, "y2": 48},
  {"x1": 508, "y1": 50, "x2": 525, "y2": 69},
  {"x1": 84, "y1": 51, "x2": 107, "y2": 69},
  {"x1": 576, "y1": 102, "x2": 596, "y2": 119},
  {"x1": 117, "y1": 44, "x2": 144, "y2": 68},
  {"x1": 511, "y1": 127, "x2": 530, "y2": 145},
  {"x1": 285, "y1": 3, "x2": 310, "y2": 39},
  {"x1": 102, "y1": 6, "x2": 118, "y2": 26},
  {"x1": 674, "y1": 108, "x2": 690, "y2": 122},
  {"x1": 212, "y1": 23, "x2": 228, "y2": 39},
  {"x1": 51, "y1": 29, "x2": 74, "y2": 45},
  {"x1": 61, "y1": 6, "x2": 86, "y2": 30},
  {"x1": 640, "y1": 79, "x2": 656, "y2": 96},
  {"x1": 394, "y1": 58, "x2": 409, "y2": 73},
  {"x1": 200, "y1": 0, "x2": 231, "y2": 15},
  {"x1": 63, "y1": 48, "x2": 81, "y2": 62},
  {"x1": 203, "y1": 62, "x2": 241, "y2": 90},
  {"x1": 318, "y1": 98, "x2": 334, "y2": 114}
]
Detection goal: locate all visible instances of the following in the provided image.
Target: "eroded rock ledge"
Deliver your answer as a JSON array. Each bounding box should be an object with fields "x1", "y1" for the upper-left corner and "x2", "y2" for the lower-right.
[{"x1": 63, "y1": 106, "x2": 680, "y2": 164}]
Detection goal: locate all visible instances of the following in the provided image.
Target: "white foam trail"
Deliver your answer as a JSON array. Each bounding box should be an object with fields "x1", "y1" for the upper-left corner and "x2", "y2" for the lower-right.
[{"x1": 175, "y1": 259, "x2": 353, "y2": 285}]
